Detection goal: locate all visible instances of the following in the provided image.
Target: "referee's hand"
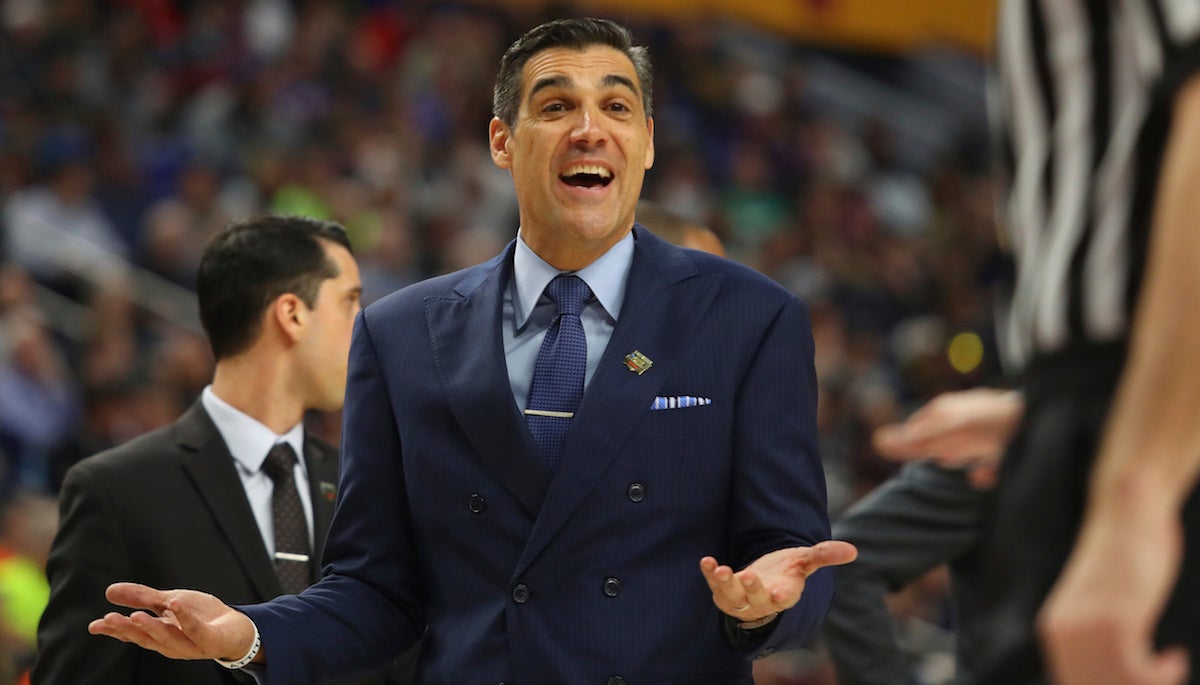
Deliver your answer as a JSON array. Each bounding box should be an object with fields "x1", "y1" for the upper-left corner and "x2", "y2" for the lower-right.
[{"x1": 1039, "y1": 505, "x2": 1189, "y2": 685}]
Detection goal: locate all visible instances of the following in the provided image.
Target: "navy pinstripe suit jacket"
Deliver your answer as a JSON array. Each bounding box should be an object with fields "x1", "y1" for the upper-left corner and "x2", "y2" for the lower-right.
[{"x1": 242, "y1": 226, "x2": 834, "y2": 685}]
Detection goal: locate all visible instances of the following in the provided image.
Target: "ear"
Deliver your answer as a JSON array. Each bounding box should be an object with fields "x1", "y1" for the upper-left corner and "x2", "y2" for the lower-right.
[
  {"x1": 489, "y1": 117, "x2": 513, "y2": 169},
  {"x1": 270, "y1": 293, "x2": 307, "y2": 345},
  {"x1": 644, "y1": 116, "x2": 655, "y2": 170}
]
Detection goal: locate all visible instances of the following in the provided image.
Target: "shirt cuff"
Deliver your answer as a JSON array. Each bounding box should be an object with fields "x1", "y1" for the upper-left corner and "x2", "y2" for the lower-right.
[{"x1": 721, "y1": 610, "x2": 782, "y2": 653}]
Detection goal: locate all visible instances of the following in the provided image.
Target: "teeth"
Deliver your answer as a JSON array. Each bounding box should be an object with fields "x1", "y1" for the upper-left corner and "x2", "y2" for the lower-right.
[{"x1": 563, "y1": 164, "x2": 611, "y2": 178}]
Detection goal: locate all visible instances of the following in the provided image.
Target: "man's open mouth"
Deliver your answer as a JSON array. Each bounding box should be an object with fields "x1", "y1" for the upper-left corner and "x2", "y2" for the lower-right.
[{"x1": 560, "y1": 164, "x2": 613, "y2": 189}]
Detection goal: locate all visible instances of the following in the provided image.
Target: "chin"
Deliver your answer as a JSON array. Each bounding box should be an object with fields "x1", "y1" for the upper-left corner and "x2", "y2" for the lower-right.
[{"x1": 564, "y1": 213, "x2": 625, "y2": 242}]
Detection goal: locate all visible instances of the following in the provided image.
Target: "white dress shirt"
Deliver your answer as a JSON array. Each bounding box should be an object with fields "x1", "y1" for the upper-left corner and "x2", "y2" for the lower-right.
[{"x1": 200, "y1": 386, "x2": 314, "y2": 557}]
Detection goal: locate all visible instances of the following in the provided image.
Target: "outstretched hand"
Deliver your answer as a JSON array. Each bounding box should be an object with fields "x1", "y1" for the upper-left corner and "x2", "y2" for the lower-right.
[
  {"x1": 872, "y1": 388, "x2": 1023, "y2": 488},
  {"x1": 88, "y1": 583, "x2": 259, "y2": 663},
  {"x1": 699, "y1": 540, "x2": 858, "y2": 623}
]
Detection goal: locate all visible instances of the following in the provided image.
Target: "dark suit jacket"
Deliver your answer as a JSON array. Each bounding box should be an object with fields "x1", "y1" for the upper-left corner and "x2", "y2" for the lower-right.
[
  {"x1": 823, "y1": 461, "x2": 989, "y2": 685},
  {"x1": 33, "y1": 401, "x2": 415, "y2": 685},
  {"x1": 242, "y1": 227, "x2": 834, "y2": 685}
]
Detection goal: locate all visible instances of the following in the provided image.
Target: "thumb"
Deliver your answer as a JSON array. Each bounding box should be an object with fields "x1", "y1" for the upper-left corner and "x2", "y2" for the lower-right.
[
  {"x1": 1145, "y1": 646, "x2": 1190, "y2": 685},
  {"x1": 168, "y1": 596, "x2": 254, "y2": 660},
  {"x1": 105, "y1": 582, "x2": 172, "y2": 612},
  {"x1": 801, "y1": 540, "x2": 858, "y2": 573}
]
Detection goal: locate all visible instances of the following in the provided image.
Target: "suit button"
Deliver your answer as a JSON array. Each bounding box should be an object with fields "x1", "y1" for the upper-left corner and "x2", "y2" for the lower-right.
[
  {"x1": 607, "y1": 677, "x2": 626, "y2": 685},
  {"x1": 512, "y1": 583, "x2": 529, "y2": 604},
  {"x1": 626, "y1": 482, "x2": 645, "y2": 502},
  {"x1": 469, "y1": 493, "x2": 486, "y2": 514},
  {"x1": 603, "y1": 577, "x2": 621, "y2": 597}
]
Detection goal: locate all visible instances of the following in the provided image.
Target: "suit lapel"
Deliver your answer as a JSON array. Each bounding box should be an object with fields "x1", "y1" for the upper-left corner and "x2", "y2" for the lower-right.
[
  {"x1": 304, "y1": 439, "x2": 339, "y2": 583},
  {"x1": 177, "y1": 402, "x2": 283, "y2": 600},
  {"x1": 425, "y1": 245, "x2": 551, "y2": 518},
  {"x1": 515, "y1": 227, "x2": 723, "y2": 576}
]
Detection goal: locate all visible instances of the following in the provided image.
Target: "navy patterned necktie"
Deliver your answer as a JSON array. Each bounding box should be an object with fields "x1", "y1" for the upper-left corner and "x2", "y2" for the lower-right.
[
  {"x1": 526, "y1": 274, "x2": 593, "y2": 471},
  {"x1": 262, "y1": 443, "x2": 312, "y2": 595}
]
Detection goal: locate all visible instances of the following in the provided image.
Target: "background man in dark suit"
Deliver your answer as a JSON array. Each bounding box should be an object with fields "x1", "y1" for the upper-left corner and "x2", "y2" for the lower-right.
[
  {"x1": 86, "y1": 19, "x2": 855, "y2": 684},
  {"x1": 34, "y1": 216, "x2": 414, "y2": 685}
]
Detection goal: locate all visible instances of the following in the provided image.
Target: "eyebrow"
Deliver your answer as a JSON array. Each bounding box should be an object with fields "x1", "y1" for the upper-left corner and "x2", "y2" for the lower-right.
[
  {"x1": 529, "y1": 75, "x2": 571, "y2": 100},
  {"x1": 527, "y1": 73, "x2": 640, "y2": 102},
  {"x1": 602, "y1": 73, "x2": 638, "y2": 94}
]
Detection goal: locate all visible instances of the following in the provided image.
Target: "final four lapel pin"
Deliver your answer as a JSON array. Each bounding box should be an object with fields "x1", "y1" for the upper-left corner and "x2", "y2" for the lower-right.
[
  {"x1": 623, "y1": 350, "x2": 653, "y2": 375},
  {"x1": 319, "y1": 481, "x2": 337, "y2": 502}
]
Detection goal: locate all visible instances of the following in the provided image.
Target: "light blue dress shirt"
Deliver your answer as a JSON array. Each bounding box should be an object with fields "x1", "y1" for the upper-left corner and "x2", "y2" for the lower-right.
[{"x1": 502, "y1": 230, "x2": 635, "y2": 410}]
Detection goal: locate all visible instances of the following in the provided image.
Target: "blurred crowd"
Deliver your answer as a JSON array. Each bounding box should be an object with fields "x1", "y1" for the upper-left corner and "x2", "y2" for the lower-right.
[{"x1": 0, "y1": 1, "x2": 1006, "y2": 683}]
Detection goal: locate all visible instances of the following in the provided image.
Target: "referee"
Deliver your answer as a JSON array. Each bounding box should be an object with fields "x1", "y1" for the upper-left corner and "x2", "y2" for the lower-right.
[{"x1": 974, "y1": 2, "x2": 1200, "y2": 684}]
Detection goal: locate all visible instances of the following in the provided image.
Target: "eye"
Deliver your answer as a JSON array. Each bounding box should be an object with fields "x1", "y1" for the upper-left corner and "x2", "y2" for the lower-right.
[
  {"x1": 605, "y1": 100, "x2": 636, "y2": 116},
  {"x1": 542, "y1": 102, "x2": 566, "y2": 113}
]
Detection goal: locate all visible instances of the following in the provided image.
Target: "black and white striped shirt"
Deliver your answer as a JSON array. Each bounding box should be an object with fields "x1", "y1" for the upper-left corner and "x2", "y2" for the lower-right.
[{"x1": 994, "y1": 0, "x2": 1200, "y2": 369}]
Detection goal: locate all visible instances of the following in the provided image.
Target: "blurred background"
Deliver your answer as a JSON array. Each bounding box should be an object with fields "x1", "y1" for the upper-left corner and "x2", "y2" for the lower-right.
[{"x1": 0, "y1": 0, "x2": 1005, "y2": 682}]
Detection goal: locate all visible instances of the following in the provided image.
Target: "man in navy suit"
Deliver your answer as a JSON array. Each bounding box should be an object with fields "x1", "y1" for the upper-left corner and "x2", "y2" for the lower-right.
[{"x1": 87, "y1": 18, "x2": 856, "y2": 684}]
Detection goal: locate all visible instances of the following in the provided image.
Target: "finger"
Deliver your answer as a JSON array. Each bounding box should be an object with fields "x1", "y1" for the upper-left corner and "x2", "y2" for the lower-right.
[
  {"x1": 699, "y1": 558, "x2": 750, "y2": 613},
  {"x1": 734, "y1": 570, "x2": 774, "y2": 613},
  {"x1": 91, "y1": 613, "x2": 177, "y2": 654},
  {"x1": 88, "y1": 613, "x2": 140, "y2": 641},
  {"x1": 798, "y1": 540, "x2": 858, "y2": 574},
  {"x1": 130, "y1": 610, "x2": 200, "y2": 658},
  {"x1": 871, "y1": 424, "x2": 931, "y2": 460},
  {"x1": 106, "y1": 582, "x2": 172, "y2": 613},
  {"x1": 698, "y1": 557, "x2": 724, "y2": 592},
  {"x1": 699, "y1": 557, "x2": 738, "y2": 589}
]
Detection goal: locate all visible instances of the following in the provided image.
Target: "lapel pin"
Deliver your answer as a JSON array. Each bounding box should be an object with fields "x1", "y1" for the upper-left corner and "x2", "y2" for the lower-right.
[
  {"x1": 319, "y1": 481, "x2": 337, "y2": 502},
  {"x1": 623, "y1": 350, "x2": 653, "y2": 375}
]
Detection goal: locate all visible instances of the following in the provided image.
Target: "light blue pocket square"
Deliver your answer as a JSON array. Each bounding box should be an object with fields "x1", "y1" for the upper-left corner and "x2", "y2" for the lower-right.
[{"x1": 650, "y1": 396, "x2": 712, "y2": 410}]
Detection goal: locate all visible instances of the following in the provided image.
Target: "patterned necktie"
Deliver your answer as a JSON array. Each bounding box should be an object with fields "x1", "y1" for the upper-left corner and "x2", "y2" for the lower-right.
[
  {"x1": 526, "y1": 274, "x2": 592, "y2": 471},
  {"x1": 262, "y1": 443, "x2": 312, "y2": 595}
]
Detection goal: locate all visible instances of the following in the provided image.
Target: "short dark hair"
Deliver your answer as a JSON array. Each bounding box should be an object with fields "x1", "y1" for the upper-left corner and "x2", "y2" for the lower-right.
[
  {"x1": 492, "y1": 17, "x2": 653, "y2": 129},
  {"x1": 197, "y1": 215, "x2": 352, "y2": 360}
]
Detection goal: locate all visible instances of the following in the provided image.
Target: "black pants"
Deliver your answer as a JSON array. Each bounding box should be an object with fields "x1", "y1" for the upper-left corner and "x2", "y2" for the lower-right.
[{"x1": 968, "y1": 343, "x2": 1200, "y2": 685}]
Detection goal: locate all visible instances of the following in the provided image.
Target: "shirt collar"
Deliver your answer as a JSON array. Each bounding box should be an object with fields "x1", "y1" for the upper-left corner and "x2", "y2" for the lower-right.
[
  {"x1": 201, "y1": 386, "x2": 307, "y2": 476},
  {"x1": 512, "y1": 229, "x2": 635, "y2": 330}
]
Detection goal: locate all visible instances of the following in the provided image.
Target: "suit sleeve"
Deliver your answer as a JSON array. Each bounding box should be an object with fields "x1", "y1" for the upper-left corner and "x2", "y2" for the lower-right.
[
  {"x1": 822, "y1": 462, "x2": 986, "y2": 685},
  {"x1": 33, "y1": 462, "x2": 140, "y2": 685},
  {"x1": 726, "y1": 295, "x2": 832, "y2": 656},
  {"x1": 240, "y1": 311, "x2": 423, "y2": 685}
]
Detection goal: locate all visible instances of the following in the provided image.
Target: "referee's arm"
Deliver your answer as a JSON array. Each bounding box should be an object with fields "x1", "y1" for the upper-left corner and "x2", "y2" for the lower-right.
[{"x1": 1038, "y1": 74, "x2": 1200, "y2": 685}]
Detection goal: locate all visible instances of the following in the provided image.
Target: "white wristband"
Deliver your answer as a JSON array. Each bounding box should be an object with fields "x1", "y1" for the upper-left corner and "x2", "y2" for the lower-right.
[{"x1": 214, "y1": 622, "x2": 260, "y2": 670}]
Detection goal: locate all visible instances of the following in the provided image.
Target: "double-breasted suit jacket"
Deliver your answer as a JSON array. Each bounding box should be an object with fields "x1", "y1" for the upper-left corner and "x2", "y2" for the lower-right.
[
  {"x1": 34, "y1": 403, "x2": 411, "y2": 685},
  {"x1": 244, "y1": 227, "x2": 834, "y2": 685}
]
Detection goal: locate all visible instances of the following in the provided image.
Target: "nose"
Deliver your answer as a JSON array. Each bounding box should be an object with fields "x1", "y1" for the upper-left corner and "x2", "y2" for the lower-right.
[{"x1": 568, "y1": 106, "x2": 607, "y2": 148}]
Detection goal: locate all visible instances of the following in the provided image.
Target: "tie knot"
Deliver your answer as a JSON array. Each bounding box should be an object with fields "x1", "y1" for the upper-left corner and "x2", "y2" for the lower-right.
[
  {"x1": 545, "y1": 275, "x2": 592, "y2": 318},
  {"x1": 262, "y1": 443, "x2": 298, "y2": 483}
]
